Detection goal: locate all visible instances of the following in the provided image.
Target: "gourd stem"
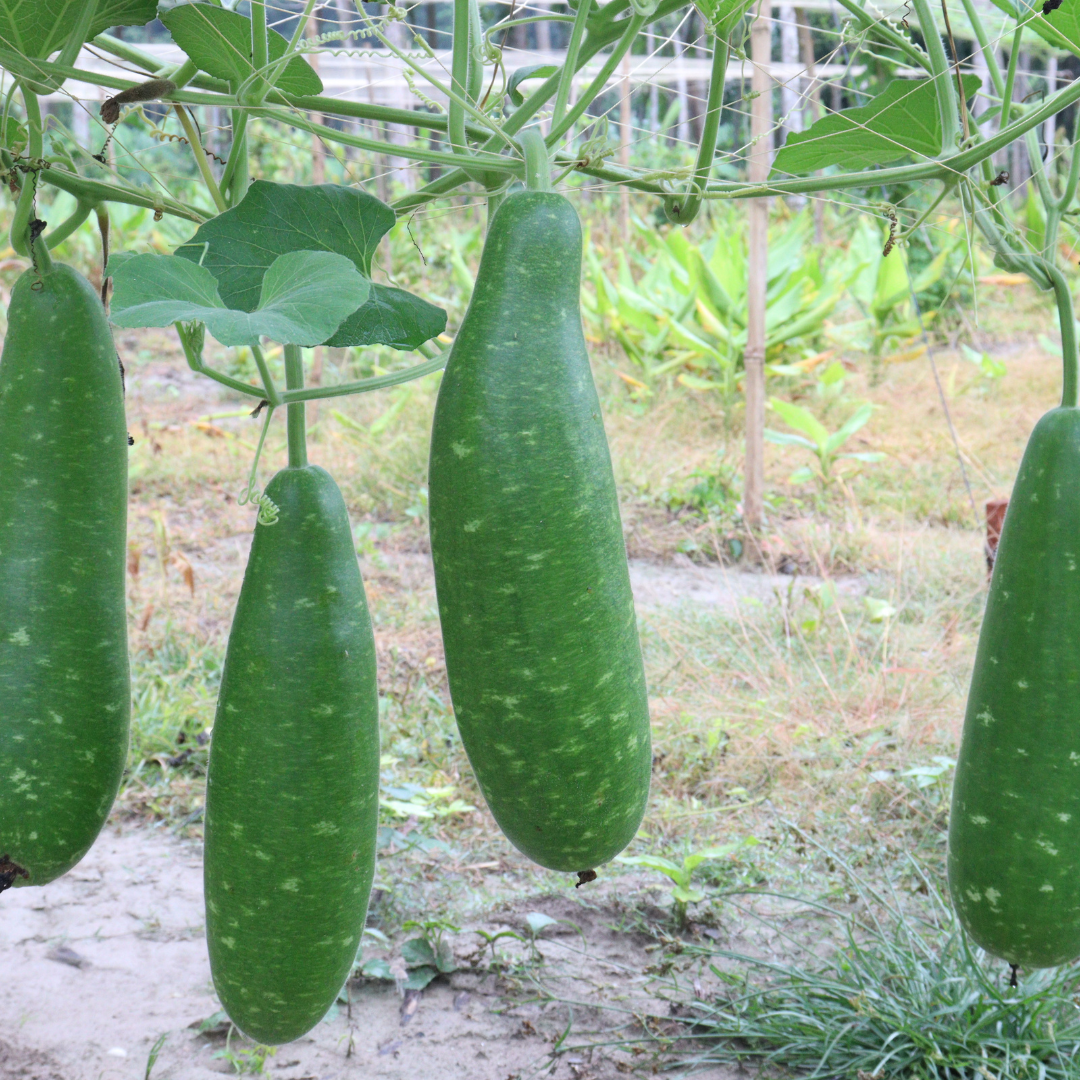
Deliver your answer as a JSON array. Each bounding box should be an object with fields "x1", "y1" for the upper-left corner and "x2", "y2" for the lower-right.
[
  {"x1": 284, "y1": 344, "x2": 308, "y2": 468},
  {"x1": 1048, "y1": 263, "x2": 1078, "y2": 408},
  {"x1": 519, "y1": 128, "x2": 551, "y2": 191},
  {"x1": 45, "y1": 200, "x2": 92, "y2": 249}
]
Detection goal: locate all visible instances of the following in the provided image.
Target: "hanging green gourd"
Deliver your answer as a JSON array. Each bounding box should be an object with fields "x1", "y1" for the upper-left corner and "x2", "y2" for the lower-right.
[
  {"x1": 949, "y1": 266, "x2": 1080, "y2": 968},
  {"x1": 0, "y1": 236, "x2": 131, "y2": 892},
  {"x1": 427, "y1": 131, "x2": 652, "y2": 875}
]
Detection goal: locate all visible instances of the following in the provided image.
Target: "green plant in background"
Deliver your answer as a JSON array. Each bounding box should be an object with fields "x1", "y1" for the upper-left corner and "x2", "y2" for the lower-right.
[
  {"x1": 617, "y1": 839, "x2": 756, "y2": 928},
  {"x1": 583, "y1": 209, "x2": 852, "y2": 406},
  {"x1": 841, "y1": 218, "x2": 964, "y2": 372},
  {"x1": 765, "y1": 400, "x2": 884, "y2": 486},
  {"x1": 675, "y1": 858, "x2": 1080, "y2": 1080},
  {"x1": 397, "y1": 919, "x2": 460, "y2": 989},
  {"x1": 961, "y1": 343, "x2": 1007, "y2": 385}
]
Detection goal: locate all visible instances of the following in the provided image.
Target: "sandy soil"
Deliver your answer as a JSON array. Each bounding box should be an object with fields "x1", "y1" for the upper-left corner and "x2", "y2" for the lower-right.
[{"x1": 1, "y1": 827, "x2": 747, "y2": 1080}]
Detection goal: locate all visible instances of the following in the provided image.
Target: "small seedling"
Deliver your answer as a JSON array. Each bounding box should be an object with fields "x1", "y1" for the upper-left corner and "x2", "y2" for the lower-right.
[{"x1": 617, "y1": 839, "x2": 757, "y2": 928}]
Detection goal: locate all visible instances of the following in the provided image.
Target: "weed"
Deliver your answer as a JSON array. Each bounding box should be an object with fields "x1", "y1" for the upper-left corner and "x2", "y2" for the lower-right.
[
  {"x1": 654, "y1": 832, "x2": 1080, "y2": 1079},
  {"x1": 617, "y1": 841, "x2": 758, "y2": 929}
]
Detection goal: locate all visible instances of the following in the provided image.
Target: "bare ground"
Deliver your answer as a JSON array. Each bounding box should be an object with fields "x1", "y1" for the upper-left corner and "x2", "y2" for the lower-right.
[{"x1": 1, "y1": 827, "x2": 751, "y2": 1080}]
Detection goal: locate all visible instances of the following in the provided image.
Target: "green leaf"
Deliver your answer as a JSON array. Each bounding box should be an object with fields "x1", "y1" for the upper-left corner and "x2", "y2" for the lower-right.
[
  {"x1": 176, "y1": 181, "x2": 444, "y2": 349},
  {"x1": 359, "y1": 958, "x2": 393, "y2": 980},
  {"x1": 670, "y1": 885, "x2": 706, "y2": 905},
  {"x1": 765, "y1": 428, "x2": 818, "y2": 452},
  {"x1": 769, "y1": 399, "x2": 831, "y2": 448},
  {"x1": 998, "y1": 0, "x2": 1080, "y2": 60},
  {"x1": 864, "y1": 596, "x2": 897, "y2": 623},
  {"x1": 771, "y1": 75, "x2": 981, "y2": 176},
  {"x1": 328, "y1": 283, "x2": 446, "y2": 351},
  {"x1": 615, "y1": 854, "x2": 683, "y2": 882},
  {"x1": 0, "y1": 0, "x2": 155, "y2": 63},
  {"x1": 524, "y1": 912, "x2": 558, "y2": 937},
  {"x1": 823, "y1": 404, "x2": 873, "y2": 456},
  {"x1": 161, "y1": 3, "x2": 322, "y2": 96},
  {"x1": 683, "y1": 843, "x2": 743, "y2": 873},
  {"x1": 401, "y1": 937, "x2": 437, "y2": 968},
  {"x1": 109, "y1": 250, "x2": 367, "y2": 346},
  {"x1": 404, "y1": 966, "x2": 439, "y2": 990},
  {"x1": 508, "y1": 65, "x2": 559, "y2": 107},
  {"x1": 435, "y1": 939, "x2": 457, "y2": 974}
]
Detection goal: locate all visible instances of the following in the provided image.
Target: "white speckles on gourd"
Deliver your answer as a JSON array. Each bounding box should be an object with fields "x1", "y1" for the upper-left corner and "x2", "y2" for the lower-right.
[
  {"x1": 970, "y1": 814, "x2": 989, "y2": 825},
  {"x1": 1058, "y1": 813, "x2": 1072, "y2": 822},
  {"x1": 279, "y1": 878, "x2": 300, "y2": 892},
  {"x1": 8, "y1": 627, "x2": 29, "y2": 646},
  {"x1": 1016, "y1": 680, "x2": 1030, "y2": 690},
  {"x1": 1036, "y1": 839, "x2": 1060, "y2": 855},
  {"x1": 1041, "y1": 883, "x2": 1056, "y2": 892},
  {"x1": 464, "y1": 520, "x2": 482, "y2": 532}
]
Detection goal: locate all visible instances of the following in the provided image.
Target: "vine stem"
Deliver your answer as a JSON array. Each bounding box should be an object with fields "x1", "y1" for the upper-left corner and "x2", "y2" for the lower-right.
[
  {"x1": 449, "y1": 0, "x2": 471, "y2": 153},
  {"x1": 910, "y1": 0, "x2": 959, "y2": 154},
  {"x1": 665, "y1": 30, "x2": 728, "y2": 225},
  {"x1": 10, "y1": 84, "x2": 42, "y2": 257},
  {"x1": 546, "y1": 13, "x2": 646, "y2": 146},
  {"x1": 173, "y1": 104, "x2": 227, "y2": 212},
  {"x1": 250, "y1": 0, "x2": 269, "y2": 103},
  {"x1": 284, "y1": 344, "x2": 308, "y2": 469},
  {"x1": 552, "y1": 0, "x2": 592, "y2": 129}
]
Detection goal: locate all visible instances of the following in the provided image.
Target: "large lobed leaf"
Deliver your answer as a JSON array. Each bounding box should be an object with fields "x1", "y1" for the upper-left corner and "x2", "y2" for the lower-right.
[
  {"x1": 176, "y1": 181, "x2": 446, "y2": 350},
  {"x1": 991, "y1": 0, "x2": 1080, "y2": 61},
  {"x1": 161, "y1": 2, "x2": 322, "y2": 96},
  {"x1": 771, "y1": 74, "x2": 981, "y2": 176},
  {"x1": 0, "y1": 0, "x2": 155, "y2": 61},
  {"x1": 108, "y1": 250, "x2": 368, "y2": 347}
]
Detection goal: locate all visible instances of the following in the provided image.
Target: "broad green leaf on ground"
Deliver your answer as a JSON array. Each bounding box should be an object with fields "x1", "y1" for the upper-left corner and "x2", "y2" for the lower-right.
[
  {"x1": 771, "y1": 74, "x2": 981, "y2": 176},
  {"x1": 177, "y1": 180, "x2": 445, "y2": 349},
  {"x1": 693, "y1": 0, "x2": 755, "y2": 35},
  {"x1": 109, "y1": 250, "x2": 367, "y2": 346},
  {"x1": 161, "y1": 3, "x2": 322, "y2": 96},
  {"x1": 0, "y1": 0, "x2": 156, "y2": 60},
  {"x1": 327, "y1": 283, "x2": 447, "y2": 350}
]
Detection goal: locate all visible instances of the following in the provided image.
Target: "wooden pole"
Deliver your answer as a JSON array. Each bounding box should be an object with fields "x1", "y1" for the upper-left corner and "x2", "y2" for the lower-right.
[{"x1": 744, "y1": 0, "x2": 771, "y2": 530}]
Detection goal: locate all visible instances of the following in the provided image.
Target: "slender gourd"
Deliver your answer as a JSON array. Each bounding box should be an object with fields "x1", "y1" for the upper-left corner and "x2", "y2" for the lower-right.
[
  {"x1": 204, "y1": 465, "x2": 379, "y2": 1043},
  {"x1": 949, "y1": 279, "x2": 1080, "y2": 967},
  {"x1": 0, "y1": 262, "x2": 130, "y2": 890},
  {"x1": 428, "y1": 133, "x2": 651, "y2": 873}
]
